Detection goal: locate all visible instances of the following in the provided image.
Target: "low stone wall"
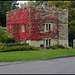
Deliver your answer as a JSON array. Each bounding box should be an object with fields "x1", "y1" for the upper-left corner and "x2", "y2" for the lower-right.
[
  {"x1": 28, "y1": 39, "x2": 68, "y2": 47},
  {"x1": 29, "y1": 40, "x2": 43, "y2": 47}
]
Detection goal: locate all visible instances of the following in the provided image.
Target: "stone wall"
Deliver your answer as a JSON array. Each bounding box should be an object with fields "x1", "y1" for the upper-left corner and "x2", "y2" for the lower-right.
[
  {"x1": 29, "y1": 40, "x2": 43, "y2": 47},
  {"x1": 27, "y1": 39, "x2": 68, "y2": 47},
  {"x1": 35, "y1": 5, "x2": 68, "y2": 24}
]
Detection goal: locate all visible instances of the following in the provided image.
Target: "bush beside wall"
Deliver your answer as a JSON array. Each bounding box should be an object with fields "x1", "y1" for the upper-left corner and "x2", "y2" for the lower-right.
[
  {"x1": 0, "y1": 45, "x2": 40, "y2": 52},
  {"x1": 46, "y1": 44, "x2": 65, "y2": 50}
]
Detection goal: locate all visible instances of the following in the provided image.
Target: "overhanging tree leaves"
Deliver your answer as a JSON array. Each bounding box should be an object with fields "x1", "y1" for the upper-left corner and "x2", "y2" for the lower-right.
[
  {"x1": 0, "y1": 26, "x2": 6, "y2": 42},
  {"x1": 0, "y1": 1, "x2": 19, "y2": 27},
  {"x1": 20, "y1": 1, "x2": 45, "y2": 8}
]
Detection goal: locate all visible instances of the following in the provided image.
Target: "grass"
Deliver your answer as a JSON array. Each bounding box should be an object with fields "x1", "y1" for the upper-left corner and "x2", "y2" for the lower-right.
[{"x1": 0, "y1": 49, "x2": 75, "y2": 62}]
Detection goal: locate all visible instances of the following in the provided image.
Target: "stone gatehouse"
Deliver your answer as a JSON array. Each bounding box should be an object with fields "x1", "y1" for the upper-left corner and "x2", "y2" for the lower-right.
[{"x1": 6, "y1": 5, "x2": 68, "y2": 47}]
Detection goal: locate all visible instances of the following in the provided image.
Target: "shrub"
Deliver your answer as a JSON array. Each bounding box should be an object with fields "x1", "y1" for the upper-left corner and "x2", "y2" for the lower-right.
[
  {"x1": 5, "y1": 43, "x2": 28, "y2": 47},
  {"x1": 46, "y1": 45, "x2": 58, "y2": 50},
  {"x1": 0, "y1": 26, "x2": 6, "y2": 43},
  {"x1": 46, "y1": 46, "x2": 53, "y2": 49},
  {"x1": 56, "y1": 44, "x2": 65, "y2": 49},
  {"x1": 4, "y1": 37, "x2": 15, "y2": 43},
  {"x1": 0, "y1": 37, "x2": 5, "y2": 43},
  {"x1": 46, "y1": 44, "x2": 65, "y2": 50},
  {"x1": 29, "y1": 46, "x2": 40, "y2": 51},
  {"x1": 52, "y1": 44, "x2": 65, "y2": 50},
  {"x1": 51, "y1": 45, "x2": 58, "y2": 50},
  {"x1": 0, "y1": 42, "x2": 6, "y2": 50},
  {"x1": 1, "y1": 45, "x2": 40, "y2": 52}
]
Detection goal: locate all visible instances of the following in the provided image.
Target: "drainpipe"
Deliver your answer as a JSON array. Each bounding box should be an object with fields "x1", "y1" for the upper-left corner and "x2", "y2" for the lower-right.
[
  {"x1": 29, "y1": 7, "x2": 31, "y2": 45},
  {"x1": 25, "y1": 25, "x2": 26, "y2": 44},
  {"x1": 57, "y1": 18, "x2": 59, "y2": 45}
]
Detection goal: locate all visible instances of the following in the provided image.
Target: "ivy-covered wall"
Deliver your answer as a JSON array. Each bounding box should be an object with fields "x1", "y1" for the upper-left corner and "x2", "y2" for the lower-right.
[{"x1": 6, "y1": 6, "x2": 68, "y2": 46}]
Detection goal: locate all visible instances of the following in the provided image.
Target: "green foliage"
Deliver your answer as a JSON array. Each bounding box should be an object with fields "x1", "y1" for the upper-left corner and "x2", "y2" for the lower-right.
[
  {"x1": 0, "y1": 42, "x2": 6, "y2": 50},
  {"x1": 56, "y1": 44, "x2": 65, "y2": 49},
  {"x1": 0, "y1": 26, "x2": 16, "y2": 43},
  {"x1": 0, "y1": 45, "x2": 40, "y2": 52},
  {"x1": 0, "y1": 1, "x2": 19, "y2": 27},
  {"x1": 0, "y1": 49, "x2": 75, "y2": 62},
  {"x1": 20, "y1": 1, "x2": 45, "y2": 8},
  {"x1": 5, "y1": 43, "x2": 28, "y2": 47},
  {"x1": 52, "y1": 45, "x2": 58, "y2": 50},
  {"x1": 69, "y1": 26, "x2": 75, "y2": 39},
  {"x1": 0, "y1": 26, "x2": 6, "y2": 42},
  {"x1": 20, "y1": 1, "x2": 36, "y2": 8},
  {"x1": 69, "y1": 26, "x2": 75, "y2": 46},
  {"x1": 4, "y1": 37, "x2": 15, "y2": 43},
  {"x1": 46, "y1": 46, "x2": 53, "y2": 49},
  {"x1": 46, "y1": 44, "x2": 65, "y2": 50}
]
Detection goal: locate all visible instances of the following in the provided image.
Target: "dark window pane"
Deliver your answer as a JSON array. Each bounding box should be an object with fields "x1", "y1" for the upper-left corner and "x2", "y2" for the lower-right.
[
  {"x1": 49, "y1": 24, "x2": 50, "y2": 31},
  {"x1": 49, "y1": 39, "x2": 51, "y2": 46},
  {"x1": 25, "y1": 24, "x2": 26, "y2": 31},
  {"x1": 46, "y1": 24, "x2": 48, "y2": 31},
  {"x1": 46, "y1": 39, "x2": 48, "y2": 46},
  {"x1": 43, "y1": 39, "x2": 45, "y2": 47},
  {"x1": 43, "y1": 24, "x2": 45, "y2": 31}
]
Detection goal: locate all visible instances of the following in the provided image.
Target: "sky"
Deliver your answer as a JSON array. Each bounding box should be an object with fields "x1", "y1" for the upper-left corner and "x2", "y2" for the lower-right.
[{"x1": 17, "y1": 1, "x2": 28, "y2": 4}]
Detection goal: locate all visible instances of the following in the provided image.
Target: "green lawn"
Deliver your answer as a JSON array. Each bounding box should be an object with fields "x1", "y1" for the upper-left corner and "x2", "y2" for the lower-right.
[{"x1": 0, "y1": 49, "x2": 75, "y2": 62}]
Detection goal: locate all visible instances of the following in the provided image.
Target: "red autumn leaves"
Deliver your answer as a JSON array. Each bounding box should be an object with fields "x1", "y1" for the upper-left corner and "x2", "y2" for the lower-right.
[{"x1": 7, "y1": 7, "x2": 63, "y2": 42}]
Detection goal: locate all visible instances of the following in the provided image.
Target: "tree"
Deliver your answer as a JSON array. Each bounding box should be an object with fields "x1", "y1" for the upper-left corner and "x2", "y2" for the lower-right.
[
  {"x1": 20, "y1": 1, "x2": 36, "y2": 8},
  {"x1": 11, "y1": 1, "x2": 19, "y2": 10},
  {"x1": 0, "y1": 1, "x2": 19, "y2": 27},
  {"x1": 69, "y1": 26, "x2": 75, "y2": 46},
  {"x1": 20, "y1": 1, "x2": 46, "y2": 8},
  {"x1": 0, "y1": 26, "x2": 6, "y2": 42},
  {"x1": 0, "y1": 26, "x2": 15, "y2": 43}
]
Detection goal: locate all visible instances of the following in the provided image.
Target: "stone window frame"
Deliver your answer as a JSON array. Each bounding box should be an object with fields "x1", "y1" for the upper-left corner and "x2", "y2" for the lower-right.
[
  {"x1": 22, "y1": 24, "x2": 26, "y2": 32},
  {"x1": 44, "y1": 23, "x2": 52, "y2": 32},
  {"x1": 43, "y1": 38, "x2": 52, "y2": 47}
]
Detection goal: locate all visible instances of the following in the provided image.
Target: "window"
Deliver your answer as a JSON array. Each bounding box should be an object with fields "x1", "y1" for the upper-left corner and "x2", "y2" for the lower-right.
[
  {"x1": 46, "y1": 24, "x2": 48, "y2": 31},
  {"x1": 49, "y1": 24, "x2": 51, "y2": 31},
  {"x1": 44, "y1": 23, "x2": 51, "y2": 32},
  {"x1": 22, "y1": 24, "x2": 26, "y2": 32},
  {"x1": 49, "y1": 39, "x2": 51, "y2": 46},
  {"x1": 43, "y1": 24, "x2": 44, "y2": 30},
  {"x1": 43, "y1": 39, "x2": 51, "y2": 47},
  {"x1": 46, "y1": 39, "x2": 48, "y2": 46}
]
